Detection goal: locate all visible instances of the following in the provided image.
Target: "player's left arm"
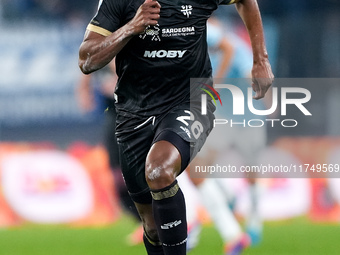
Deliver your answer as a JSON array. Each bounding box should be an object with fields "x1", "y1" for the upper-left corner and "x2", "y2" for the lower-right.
[
  {"x1": 233, "y1": 0, "x2": 274, "y2": 99},
  {"x1": 216, "y1": 38, "x2": 234, "y2": 78}
]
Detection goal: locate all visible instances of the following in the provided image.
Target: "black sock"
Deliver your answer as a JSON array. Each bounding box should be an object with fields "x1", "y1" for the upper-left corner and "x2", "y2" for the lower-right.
[
  {"x1": 143, "y1": 233, "x2": 164, "y2": 255},
  {"x1": 151, "y1": 180, "x2": 187, "y2": 255}
]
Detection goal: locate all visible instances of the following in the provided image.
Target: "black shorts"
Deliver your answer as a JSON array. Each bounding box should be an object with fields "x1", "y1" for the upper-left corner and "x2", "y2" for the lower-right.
[{"x1": 115, "y1": 100, "x2": 215, "y2": 204}]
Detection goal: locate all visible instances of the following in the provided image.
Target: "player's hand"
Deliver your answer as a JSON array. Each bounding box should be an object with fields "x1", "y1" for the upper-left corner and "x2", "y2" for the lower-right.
[
  {"x1": 251, "y1": 58, "x2": 274, "y2": 100},
  {"x1": 129, "y1": 0, "x2": 161, "y2": 35}
]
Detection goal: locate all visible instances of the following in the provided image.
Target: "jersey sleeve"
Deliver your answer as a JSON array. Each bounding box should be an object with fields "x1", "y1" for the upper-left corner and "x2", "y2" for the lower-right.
[
  {"x1": 87, "y1": 0, "x2": 126, "y2": 36},
  {"x1": 219, "y1": 0, "x2": 238, "y2": 5}
]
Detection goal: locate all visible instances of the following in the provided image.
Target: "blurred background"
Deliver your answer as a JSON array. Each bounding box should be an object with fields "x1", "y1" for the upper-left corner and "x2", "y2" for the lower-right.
[{"x1": 0, "y1": 0, "x2": 340, "y2": 255}]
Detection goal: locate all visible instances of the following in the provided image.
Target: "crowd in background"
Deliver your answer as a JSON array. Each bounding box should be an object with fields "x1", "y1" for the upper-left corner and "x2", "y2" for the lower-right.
[
  {"x1": 0, "y1": 0, "x2": 97, "y2": 23},
  {"x1": 1, "y1": 0, "x2": 340, "y2": 24}
]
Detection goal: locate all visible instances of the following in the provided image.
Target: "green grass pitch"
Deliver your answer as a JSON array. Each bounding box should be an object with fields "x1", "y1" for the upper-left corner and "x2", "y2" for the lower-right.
[{"x1": 1, "y1": 216, "x2": 340, "y2": 255}]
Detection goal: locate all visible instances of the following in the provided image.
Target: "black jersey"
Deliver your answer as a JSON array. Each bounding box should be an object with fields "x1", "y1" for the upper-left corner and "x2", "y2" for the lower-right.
[{"x1": 88, "y1": 0, "x2": 234, "y2": 117}]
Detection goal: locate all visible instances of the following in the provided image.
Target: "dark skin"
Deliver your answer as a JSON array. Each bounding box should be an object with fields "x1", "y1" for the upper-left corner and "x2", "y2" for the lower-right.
[
  {"x1": 79, "y1": 0, "x2": 161, "y2": 74},
  {"x1": 235, "y1": 0, "x2": 274, "y2": 99},
  {"x1": 79, "y1": 0, "x2": 274, "y2": 243}
]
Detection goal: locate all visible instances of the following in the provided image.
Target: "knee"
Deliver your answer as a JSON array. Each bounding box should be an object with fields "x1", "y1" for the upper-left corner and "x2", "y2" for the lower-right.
[
  {"x1": 145, "y1": 162, "x2": 176, "y2": 190},
  {"x1": 145, "y1": 141, "x2": 182, "y2": 190}
]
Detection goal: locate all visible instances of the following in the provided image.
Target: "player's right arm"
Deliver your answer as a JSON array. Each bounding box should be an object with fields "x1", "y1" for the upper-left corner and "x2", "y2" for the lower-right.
[{"x1": 79, "y1": 0, "x2": 161, "y2": 75}]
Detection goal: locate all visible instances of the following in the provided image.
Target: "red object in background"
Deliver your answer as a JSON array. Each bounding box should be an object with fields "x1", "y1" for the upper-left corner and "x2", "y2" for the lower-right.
[
  {"x1": 274, "y1": 137, "x2": 340, "y2": 222},
  {"x1": 68, "y1": 143, "x2": 121, "y2": 226},
  {"x1": 0, "y1": 142, "x2": 120, "y2": 227}
]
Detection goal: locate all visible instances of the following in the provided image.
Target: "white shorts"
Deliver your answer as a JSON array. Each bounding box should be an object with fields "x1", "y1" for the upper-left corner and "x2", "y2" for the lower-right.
[{"x1": 198, "y1": 122, "x2": 267, "y2": 166}]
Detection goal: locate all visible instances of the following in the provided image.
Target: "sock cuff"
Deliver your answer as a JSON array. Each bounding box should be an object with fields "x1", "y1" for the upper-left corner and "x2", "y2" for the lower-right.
[
  {"x1": 163, "y1": 238, "x2": 187, "y2": 247},
  {"x1": 151, "y1": 180, "x2": 179, "y2": 201}
]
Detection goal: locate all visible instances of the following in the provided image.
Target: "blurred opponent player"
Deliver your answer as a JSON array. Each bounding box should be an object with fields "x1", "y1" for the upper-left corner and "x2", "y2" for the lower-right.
[
  {"x1": 78, "y1": 0, "x2": 273, "y2": 254},
  {"x1": 185, "y1": 17, "x2": 269, "y2": 254},
  {"x1": 207, "y1": 17, "x2": 268, "y2": 246}
]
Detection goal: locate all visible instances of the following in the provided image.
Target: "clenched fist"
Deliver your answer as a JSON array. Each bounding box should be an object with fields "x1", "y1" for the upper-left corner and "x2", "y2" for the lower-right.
[{"x1": 129, "y1": 0, "x2": 161, "y2": 35}]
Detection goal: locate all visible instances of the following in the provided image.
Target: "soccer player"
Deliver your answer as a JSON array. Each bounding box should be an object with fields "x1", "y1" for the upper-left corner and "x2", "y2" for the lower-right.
[{"x1": 78, "y1": 0, "x2": 274, "y2": 254}]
